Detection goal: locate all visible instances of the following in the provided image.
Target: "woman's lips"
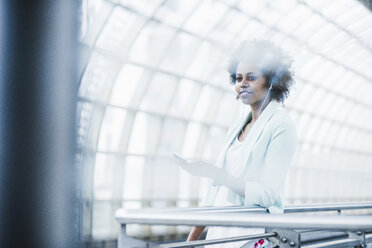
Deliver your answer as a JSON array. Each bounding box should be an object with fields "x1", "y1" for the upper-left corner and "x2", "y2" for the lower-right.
[{"x1": 240, "y1": 91, "x2": 252, "y2": 98}]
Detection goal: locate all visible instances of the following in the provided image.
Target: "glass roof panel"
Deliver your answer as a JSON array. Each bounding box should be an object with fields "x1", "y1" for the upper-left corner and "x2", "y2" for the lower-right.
[
  {"x1": 234, "y1": 19, "x2": 270, "y2": 43},
  {"x1": 183, "y1": 0, "x2": 228, "y2": 36},
  {"x1": 139, "y1": 72, "x2": 178, "y2": 114},
  {"x1": 293, "y1": 13, "x2": 327, "y2": 42},
  {"x1": 129, "y1": 21, "x2": 176, "y2": 66},
  {"x1": 335, "y1": 4, "x2": 366, "y2": 27},
  {"x1": 276, "y1": 4, "x2": 313, "y2": 34},
  {"x1": 168, "y1": 79, "x2": 201, "y2": 118},
  {"x1": 154, "y1": 0, "x2": 200, "y2": 27},
  {"x1": 159, "y1": 32, "x2": 201, "y2": 74},
  {"x1": 79, "y1": 52, "x2": 120, "y2": 101},
  {"x1": 208, "y1": 66, "x2": 231, "y2": 89},
  {"x1": 321, "y1": 0, "x2": 357, "y2": 22},
  {"x1": 308, "y1": 23, "x2": 339, "y2": 51},
  {"x1": 237, "y1": 0, "x2": 267, "y2": 16},
  {"x1": 191, "y1": 85, "x2": 222, "y2": 122},
  {"x1": 81, "y1": 0, "x2": 113, "y2": 46},
  {"x1": 96, "y1": 7, "x2": 145, "y2": 55},
  {"x1": 120, "y1": 0, "x2": 163, "y2": 17},
  {"x1": 209, "y1": 9, "x2": 249, "y2": 46},
  {"x1": 185, "y1": 41, "x2": 223, "y2": 81}
]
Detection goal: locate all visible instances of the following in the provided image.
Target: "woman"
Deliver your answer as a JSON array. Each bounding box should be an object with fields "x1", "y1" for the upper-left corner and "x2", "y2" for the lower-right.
[{"x1": 176, "y1": 40, "x2": 297, "y2": 248}]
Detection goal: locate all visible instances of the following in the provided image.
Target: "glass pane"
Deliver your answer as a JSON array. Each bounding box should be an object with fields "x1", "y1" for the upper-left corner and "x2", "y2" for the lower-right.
[
  {"x1": 209, "y1": 9, "x2": 248, "y2": 46},
  {"x1": 276, "y1": 5, "x2": 313, "y2": 34},
  {"x1": 129, "y1": 21, "x2": 176, "y2": 66},
  {"x1": 208, "y1": 65, "x2": 231, "y2": 88},
  {"x1": 168, "y1": 79, "x2": 201, "y2": 118},
  {"x1": 304, "y1": 88, "x2": 326, "y2": 115},
  {"x1": 159, "y1": 32, "x2": 201, "y2": 74},
  {"x1": 202, "y1": 127, "x2": 226, "y2": 161},
  {"x1": 79, "y1": 52, "x2": 120, "y2": 102},
  {"x1": 191, "y1": 85, "x2": 221, "y2": 122},
  {"x1": 238, "y1": 0, "x2": 266, "y2": 16},
  {"x1": 139, "y1": 72, "x2": 178, "y2": 114},
  {"x1": 127, "y1": 113, "x2": 162, "y2": 155},
  {"x1": 181, "y1": 122, "x2": 206, "y2": 158},
  {"x1": 94, "y1": 153, "x2": 125, "y2": 200},
  {"x1": 214, "y1": 91, "x2": 239, "y2": 126},
  {"x1": 185, "y1": 41, "x2": 223, "y2": 81},
  {"x1": 122, "y1": 156, "x2": 145, "y2": 199},
  {"x1": 234, "y1": 19, "x2": 270, "y2": 43},
  {"x1": 184, "y1": 0, "x2": 228, "y2": 36},
  {"x1": 96, "y1": 7, "x2": 145, "y2": 56},
  {"x1": 120, "y1": 0, "x2": 163, "y2": 17},
  {"x1": 77, "y1": 101, "x2": 94, "y2": 148},
  {"x1": 92, "y1": 200, "x2": 118, "y2": 239},
  {"x1": 146, "y1": 158, "x2": 179, "y2": 199},
  {"x1": 154, "y1": 0, "x2": 200, "y2": 27},
  {"x1": 81, "y1": 0, "x2": 113, "y2": 46},
  {"x1": 294, "y1": 14, "x2": 327, "y2": 42},
  {"x1": 97, "y1": 107, "x2": 127, "y2": 152},
  {"x1": 110, "y1": 64, "x2": 144, "y2": 107},
  {"x1": 157, "y1": 119, "x2": 186, "y2": 156}
]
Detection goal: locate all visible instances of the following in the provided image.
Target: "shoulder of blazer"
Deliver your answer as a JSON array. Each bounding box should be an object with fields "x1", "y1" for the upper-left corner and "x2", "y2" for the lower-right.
[{"x1": 268, "y1": 109, "x2": 297, "y2": 137}]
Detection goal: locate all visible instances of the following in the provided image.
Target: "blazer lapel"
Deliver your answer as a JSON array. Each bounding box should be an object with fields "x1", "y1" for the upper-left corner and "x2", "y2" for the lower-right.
[
  {"x1": 214, "y1": 116, "x2": 247, "y2": 169},
  {"x1": 231, "y1": 101, "x2": 279, "y2": 177}
]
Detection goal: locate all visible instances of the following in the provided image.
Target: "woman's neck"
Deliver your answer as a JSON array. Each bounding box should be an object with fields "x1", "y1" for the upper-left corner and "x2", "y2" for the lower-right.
[{"x1": 250, "y1": 98, "x2": 271, "y2": 122}]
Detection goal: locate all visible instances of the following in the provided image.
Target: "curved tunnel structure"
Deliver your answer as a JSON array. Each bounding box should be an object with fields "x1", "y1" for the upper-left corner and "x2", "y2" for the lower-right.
[{"x1": 76, "y1": 0, "x2": 372, "y2": 244}]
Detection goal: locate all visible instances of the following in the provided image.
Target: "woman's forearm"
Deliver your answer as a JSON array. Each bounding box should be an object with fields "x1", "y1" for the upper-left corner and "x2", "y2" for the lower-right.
[
  {"x1": 187, "y1": 226, "x2": 206, "y2": 241},
  {"x1": 215, "y1": 169, "x2": 245, "y2": 197}
]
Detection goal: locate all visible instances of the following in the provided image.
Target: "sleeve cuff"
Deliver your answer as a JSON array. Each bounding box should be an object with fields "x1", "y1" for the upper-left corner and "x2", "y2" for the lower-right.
[{"x1": 244, "y1": 181, "x2": 261, "y2": 205}]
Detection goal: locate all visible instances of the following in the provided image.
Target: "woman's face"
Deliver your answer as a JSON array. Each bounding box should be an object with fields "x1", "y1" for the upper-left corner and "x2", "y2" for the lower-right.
[{"x1": 234, "y1": 62, "x2": 268, "y2": 106}]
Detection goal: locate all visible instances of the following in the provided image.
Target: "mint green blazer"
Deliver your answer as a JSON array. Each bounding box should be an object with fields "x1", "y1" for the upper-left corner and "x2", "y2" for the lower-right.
[{"x1": 201, "y1": 100, "x2": 297, "y2": 214}]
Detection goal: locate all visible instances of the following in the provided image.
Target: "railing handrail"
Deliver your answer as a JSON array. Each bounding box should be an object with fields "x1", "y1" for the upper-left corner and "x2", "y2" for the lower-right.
[
  {"x1": 158, "y1": 232, "x2": 277, "y2": 248},
  {"x1": 120, "y1": 202, "x2": 372, "y2": 214},
  {"x1": 115, "y1": 209, "x2": 372, "y2": 230}
]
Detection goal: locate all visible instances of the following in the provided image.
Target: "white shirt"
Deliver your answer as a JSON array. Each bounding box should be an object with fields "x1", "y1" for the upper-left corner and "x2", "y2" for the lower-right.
[{"x1": 206, "y1": 137, "x2": 265, "y2": 248}]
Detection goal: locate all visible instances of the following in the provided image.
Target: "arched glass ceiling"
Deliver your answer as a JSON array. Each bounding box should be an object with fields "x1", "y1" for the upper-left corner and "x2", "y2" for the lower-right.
[{"x1": 78, "y1": 0, "x2": 372, "y2": 240}]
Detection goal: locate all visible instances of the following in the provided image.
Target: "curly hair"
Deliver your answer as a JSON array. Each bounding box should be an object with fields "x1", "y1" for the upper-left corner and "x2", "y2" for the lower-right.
[{"x1": 227, "y1": 40, "x2": 295, "y2": 103}]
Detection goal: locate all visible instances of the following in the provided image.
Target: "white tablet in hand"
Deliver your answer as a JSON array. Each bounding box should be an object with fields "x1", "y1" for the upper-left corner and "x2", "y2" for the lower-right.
[{"x1": 172, "y1": 152, "x2": 189, "y2": 164}]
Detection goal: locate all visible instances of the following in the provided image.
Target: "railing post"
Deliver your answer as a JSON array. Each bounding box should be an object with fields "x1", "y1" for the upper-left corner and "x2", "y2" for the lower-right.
[
  {"x1": 0, "y1": 1, "x2": 80, "y2": 247},
  {"x1": 347, "y1": 230, "x2": 366, "y2": 248},
  {"x1": 266, "y1": 228, "x2": 300, "y2": 248},
  {"x1": 118, "y1": 224, "x2": 150, "y2": 248}
]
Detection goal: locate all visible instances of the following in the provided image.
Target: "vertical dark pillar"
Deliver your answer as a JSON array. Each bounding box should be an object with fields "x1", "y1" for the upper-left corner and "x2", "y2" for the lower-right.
[{"x1": 0, "y1": 1, "x2": 80, "y2": 247}]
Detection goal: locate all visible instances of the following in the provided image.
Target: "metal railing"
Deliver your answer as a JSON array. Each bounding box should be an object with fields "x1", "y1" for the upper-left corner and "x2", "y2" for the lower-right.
[{"x1": 115, "y1": 202, "x2": 372, "y2": 248}]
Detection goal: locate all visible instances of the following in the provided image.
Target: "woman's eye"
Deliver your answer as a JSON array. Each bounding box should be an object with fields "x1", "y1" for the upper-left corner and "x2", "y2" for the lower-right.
[
  {"x1": 248, "y1": 75, "x2": 257, "y2": 81},
  {"x1": 236, "y1": 77, "x2": 243, "y2": 82}
]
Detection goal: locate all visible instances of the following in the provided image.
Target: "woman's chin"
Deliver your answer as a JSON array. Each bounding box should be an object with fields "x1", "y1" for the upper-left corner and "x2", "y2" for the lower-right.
[{"x1": 240, "y1": 98, "x2": 252, "y2": 105}]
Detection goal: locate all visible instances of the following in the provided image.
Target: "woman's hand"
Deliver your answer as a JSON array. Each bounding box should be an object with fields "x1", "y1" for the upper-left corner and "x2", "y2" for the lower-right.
[
  {"x1": 173, "y1": 153, "x2": 244, "y2": 196},
  {"x1": 173, "y1": 153, "x2": 224, "y2": 185}
]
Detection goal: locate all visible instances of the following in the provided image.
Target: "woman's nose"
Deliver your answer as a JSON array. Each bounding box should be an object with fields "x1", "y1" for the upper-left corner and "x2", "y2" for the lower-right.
[{"x1": 241, "y1": 78, "x2": 249, "y2": 86}]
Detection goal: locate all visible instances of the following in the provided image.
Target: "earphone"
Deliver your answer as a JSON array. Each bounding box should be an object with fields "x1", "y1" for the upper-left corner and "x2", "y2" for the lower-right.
[{"x1": 258, "y1": 83, "x2": 272, "y2": 115}]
